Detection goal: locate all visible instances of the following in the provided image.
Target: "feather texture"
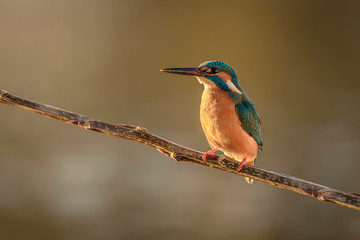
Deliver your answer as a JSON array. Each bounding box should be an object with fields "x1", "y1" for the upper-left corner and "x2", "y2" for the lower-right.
[{"x1": 231, "y1": 92, "x2": 263, "y2": 151}]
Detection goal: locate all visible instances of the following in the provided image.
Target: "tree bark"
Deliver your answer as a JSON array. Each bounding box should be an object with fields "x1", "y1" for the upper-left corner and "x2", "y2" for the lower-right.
[{"x1": 1, "y1": 89, "x2": 359, "y2": 211}]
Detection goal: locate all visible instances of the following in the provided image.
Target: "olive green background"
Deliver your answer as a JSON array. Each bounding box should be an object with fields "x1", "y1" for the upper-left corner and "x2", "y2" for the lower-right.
[{"x1": 0, "y1": 1, "x2": 359, "y2": 239}]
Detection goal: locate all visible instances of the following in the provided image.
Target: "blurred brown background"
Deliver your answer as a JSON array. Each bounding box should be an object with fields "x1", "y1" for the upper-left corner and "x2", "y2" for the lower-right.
[{"x1": 0, "y1": 1, "x2": 359, "y2": 239}]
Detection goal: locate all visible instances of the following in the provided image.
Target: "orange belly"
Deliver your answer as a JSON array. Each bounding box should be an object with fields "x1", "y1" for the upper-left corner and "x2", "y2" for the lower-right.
[{"x1": 200, "y1": 87, "x2": 258, "y2": 165}]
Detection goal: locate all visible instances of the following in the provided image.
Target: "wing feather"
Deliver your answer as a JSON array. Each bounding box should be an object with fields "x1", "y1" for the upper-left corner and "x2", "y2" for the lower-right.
[{"x1": 231, "y1": 93, "x2": 263, "y2": 150}]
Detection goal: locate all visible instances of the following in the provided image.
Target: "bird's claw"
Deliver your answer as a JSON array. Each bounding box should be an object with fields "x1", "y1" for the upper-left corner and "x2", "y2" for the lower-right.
[
  {"x1": 236, "y1": 156, "x2": 247, "y2": 172},
  {"x1": 202, "y1": 148, "x2": 218, "y2": 162}
]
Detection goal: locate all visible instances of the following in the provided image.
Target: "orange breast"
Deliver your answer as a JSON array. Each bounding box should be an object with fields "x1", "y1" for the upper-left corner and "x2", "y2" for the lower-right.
[{"x1": 200, "y1": 87, "x2": 258, "y2": 165}]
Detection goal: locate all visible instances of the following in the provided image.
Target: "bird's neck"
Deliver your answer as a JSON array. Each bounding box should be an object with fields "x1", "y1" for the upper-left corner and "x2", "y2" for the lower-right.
[{"x1": 197, "y1": 76, "x2": 247, "y2": 101}]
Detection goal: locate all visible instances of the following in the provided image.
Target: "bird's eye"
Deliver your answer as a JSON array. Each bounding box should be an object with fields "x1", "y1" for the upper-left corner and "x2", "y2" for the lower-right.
[
  {"x1": 200, "y1": 67, "x2": 219, "y2": 74},
  {"x1": 210, "y1": 67, "x2": 219, "y2": 74}
]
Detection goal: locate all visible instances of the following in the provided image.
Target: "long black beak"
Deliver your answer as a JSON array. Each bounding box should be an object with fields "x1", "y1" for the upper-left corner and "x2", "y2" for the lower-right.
[{"x1": 160, "y1": 67, "x2": 203, "y2": 77}]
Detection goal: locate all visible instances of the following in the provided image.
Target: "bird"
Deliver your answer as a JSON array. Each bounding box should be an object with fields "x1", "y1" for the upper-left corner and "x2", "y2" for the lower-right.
[{"x1": 161, "y1": 60, "x2": 262, "y2": 183}]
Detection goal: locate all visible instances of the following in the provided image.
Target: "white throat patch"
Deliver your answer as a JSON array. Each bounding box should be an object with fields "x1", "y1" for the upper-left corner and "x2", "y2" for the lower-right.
[
  {"x1": 196, "y1": 76, "x2": 243, "y2": 94},
  {"x1": 226, "y1": 81, "x2": 243, "y2": 94},
  {"x1": 196, "y1": 76, "x2": 215, "y2": 88}
]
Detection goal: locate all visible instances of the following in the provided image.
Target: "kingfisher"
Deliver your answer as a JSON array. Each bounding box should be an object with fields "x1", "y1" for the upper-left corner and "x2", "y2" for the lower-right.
[{"x1": 161, "y1": 61, "x2": 263, "y2": 183}]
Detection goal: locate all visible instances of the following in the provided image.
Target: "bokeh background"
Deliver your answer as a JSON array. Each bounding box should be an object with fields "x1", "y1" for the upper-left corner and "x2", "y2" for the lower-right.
[{"x1": 0, "y1": 1, "x2": 359, "y2": 239}]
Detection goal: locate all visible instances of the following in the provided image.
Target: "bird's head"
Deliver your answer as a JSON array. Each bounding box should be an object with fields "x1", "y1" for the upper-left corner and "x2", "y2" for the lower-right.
[{"x1": 161, "y1": 60, "x2": 244, "y2": 94}]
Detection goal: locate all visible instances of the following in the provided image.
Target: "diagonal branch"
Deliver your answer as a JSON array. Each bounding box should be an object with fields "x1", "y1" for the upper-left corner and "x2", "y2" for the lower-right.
[{"x1": 1, "y1": 89, "x2": 359, "y2": 211}]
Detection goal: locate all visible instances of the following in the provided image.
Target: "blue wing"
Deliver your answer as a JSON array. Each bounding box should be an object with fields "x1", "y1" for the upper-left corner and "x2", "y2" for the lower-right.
[{"x1": 231, "y1": 93, "x2": 263, "y2": 150}]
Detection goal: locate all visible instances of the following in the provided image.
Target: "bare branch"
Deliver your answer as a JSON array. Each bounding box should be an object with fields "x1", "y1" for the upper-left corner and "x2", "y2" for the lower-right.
[{"x1": 1, "y1": 89, "x2": 359, "y2": 211}]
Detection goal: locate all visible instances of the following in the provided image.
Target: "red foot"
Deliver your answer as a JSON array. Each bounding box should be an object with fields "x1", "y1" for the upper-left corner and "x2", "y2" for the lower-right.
[
  {"x1": 236, "y1": 156, "x2": 247, "y2": 172},
  {"x1": 202, "y1": 148, "x2": 218, "y2": 162}
]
